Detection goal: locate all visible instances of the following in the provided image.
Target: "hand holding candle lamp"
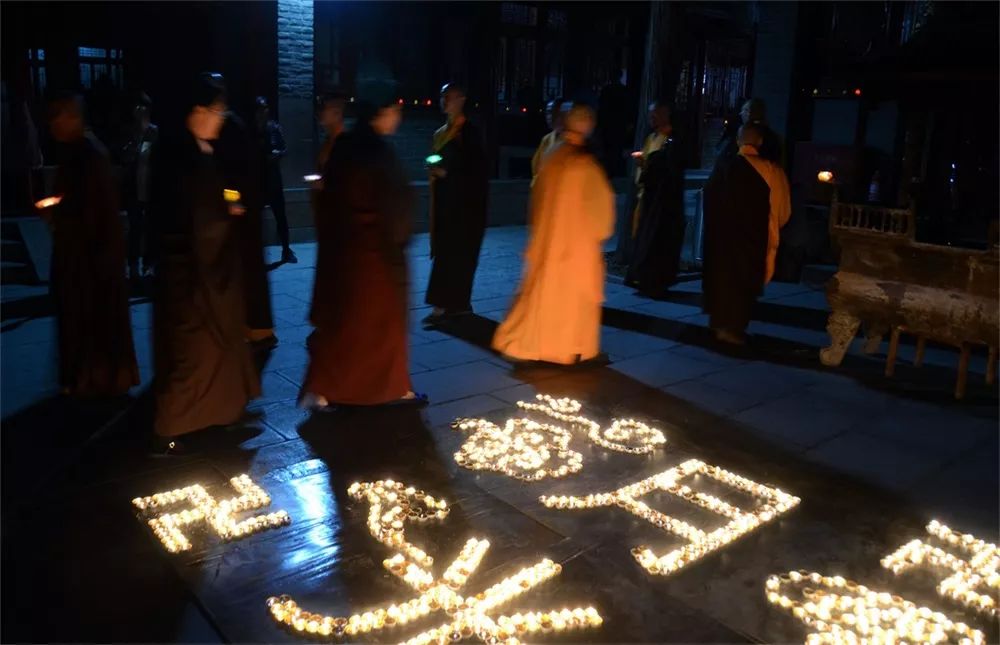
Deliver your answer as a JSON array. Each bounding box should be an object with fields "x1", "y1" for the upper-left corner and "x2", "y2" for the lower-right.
[
  {"x1": 34, "y1": 195, "x2": 63, "y2": 228},
  {"x1": 303, "y1": 174, "x2": 324, "y2": 190},
  {"x1": 223, "y1": 189, "x2": 246, "y2": 216},
  {"x1": 425, "y1": 154, "x2": 447, "y2": 179}
]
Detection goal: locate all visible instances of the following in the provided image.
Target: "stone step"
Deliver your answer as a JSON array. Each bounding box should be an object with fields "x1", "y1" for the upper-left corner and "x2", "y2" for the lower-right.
[
  {"x1": 1, "y1": 238, "x2": 29, "y2": 265},
  {"x1": 1, "y1": 260, "x2": 37, "y2": 285},
  {"x1": 801, "y1": 263, "x2": 837, "y2": 288}
]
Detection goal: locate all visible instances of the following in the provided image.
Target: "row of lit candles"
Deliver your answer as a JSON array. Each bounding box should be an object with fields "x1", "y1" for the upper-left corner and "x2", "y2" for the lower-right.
[
  {"x1": 348, "y1": 479, "x2": 450, "y2": 568},
  {"x1": 453, "y1": 417, "x2": 583, "y2": 481},
  {"x1": 539, "y1": 458, "x2": 800, "y2": 575},
  {"x1": 765, "y1": 570, "x2": 985, "y2": 644},
  {"x1": 268, "y1": 533, "x2": 601, "y2": 644},
  {"x1": 516, "y1": 394, "x2": 668, "y2": 455},
  {"x1": 881, "y1": 521, "x2": 998, "y2": 617},
  {"x1": 133, "y1": 475, "x2": 290, "y2": 552}
]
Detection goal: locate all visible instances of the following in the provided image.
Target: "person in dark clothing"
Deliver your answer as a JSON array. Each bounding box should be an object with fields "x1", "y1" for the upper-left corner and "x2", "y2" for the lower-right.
[
  {"x1": 626, "y1": 103, "x2": 686, "y2": 298},
  {"x1": 150, "y1": 73, "x2": 260, "y2": 454},
  {"x1": 45, "y1": 93, "x2": 139, "y2": 397},
  {"x1": 422, "y1": 83, "x2": 489, "y2": 327},
  {"x1": 597, "y1": 78, "x2": 628, "y2": 177},
  {"x1": 254, "y1": 96, "x2": 296, "y2": 264},
  {"x1": 301, "y1": 94, "x2": 424, "y2": 408},
  {"x1": 702, "y1": 123, "x2": 791, "y2": 345},
  {"x1": 120, "y1": 96, "x2": 158, "y2": 282},
  {"x1": 715, "y1": 98, "x2": 783, "y2": 168},
  {"x1": 219, "y1": 110, "x2": 276, "y2": 347}
]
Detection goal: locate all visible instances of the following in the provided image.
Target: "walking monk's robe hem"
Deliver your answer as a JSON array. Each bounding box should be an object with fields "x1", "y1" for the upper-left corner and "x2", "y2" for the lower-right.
[
  {"x1": 151, "y1": 131, "x2": 261, "y2": 438},
  {"x1": 51, "y1": 133, "x2": 139, "y2": 396},
  {"x1": 303, "y1": 124, "x2": 415, "y2": 406},
  {"x1": 701, "y1": 154, "x2": 770, "y2": 335},
  {"x1": 425, "y1": 120, "x2": 489, "y2": 311},
  {"x1": 492, "y1": 142, "x2": 615, "y2": 365}
]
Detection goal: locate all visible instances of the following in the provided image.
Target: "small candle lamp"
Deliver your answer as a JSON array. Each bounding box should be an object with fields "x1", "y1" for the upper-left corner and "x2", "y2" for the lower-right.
[{"x1": 34, "y1": 195, "x2": 63, "y2": 209}]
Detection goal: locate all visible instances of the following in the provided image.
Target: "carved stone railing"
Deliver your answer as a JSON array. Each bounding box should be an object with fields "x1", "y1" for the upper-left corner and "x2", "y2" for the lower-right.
[
  {"x1": 829, "y1": 198, "x2": 916, "y2": 239},
  {"x1": 820, "y1": 228, "x2": 999, "y2": 398}
]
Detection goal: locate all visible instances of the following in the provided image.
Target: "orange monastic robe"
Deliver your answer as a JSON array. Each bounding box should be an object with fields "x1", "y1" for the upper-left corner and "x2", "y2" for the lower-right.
[
  {"x1": 739, "y1": 146, "x2": 791, "y2": 283},
  {"x1": 492, "y1": 141, "x2": 615, "y2": 364}
]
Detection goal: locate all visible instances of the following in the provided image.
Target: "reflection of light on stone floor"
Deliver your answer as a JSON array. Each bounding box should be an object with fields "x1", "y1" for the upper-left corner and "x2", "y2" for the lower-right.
[{"x1": 285, "y1": 475, "x2": 339, "y2": 567}]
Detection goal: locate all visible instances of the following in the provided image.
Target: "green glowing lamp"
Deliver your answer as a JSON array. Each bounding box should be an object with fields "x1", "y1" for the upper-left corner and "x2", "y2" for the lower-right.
[{"x1": 425, "y1": 154, "x2": 443, "y2": 165}]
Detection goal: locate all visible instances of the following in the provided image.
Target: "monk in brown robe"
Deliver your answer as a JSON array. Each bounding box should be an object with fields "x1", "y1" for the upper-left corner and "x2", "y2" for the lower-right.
[
  {"x1": 492, "y1": 105, "x2": 616, "y2": 364},
  {"x1": 150, "y1": 74, "x2": 260, "y2": 453},
  {"x1": 300, "y1": 95, "x2": 424, "y2": 408},
  {"x1": 45, "y1": 94, "x2": 138, "y2": 397}
]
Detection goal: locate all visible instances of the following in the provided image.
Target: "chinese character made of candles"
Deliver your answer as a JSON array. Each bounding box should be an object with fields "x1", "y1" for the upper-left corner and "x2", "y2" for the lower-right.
[
  {"x1": 131, "y1": 474, "x2": 291, "y2": 553},
  {"x1": 881, "y1": 520, "x2": 998, "y2": 618},
  {"x1": 764, "y1": 570, "x2": 986, "y2": 645},
  {"x1": 539, "y1": 458, "x2": 800, "y2": 575},
  {"x1": 451, "y1": 394, "x2": 668, "y2": 482},
  {"x1": 267, "y1": 479, "x2": 602, "y2": 644}
]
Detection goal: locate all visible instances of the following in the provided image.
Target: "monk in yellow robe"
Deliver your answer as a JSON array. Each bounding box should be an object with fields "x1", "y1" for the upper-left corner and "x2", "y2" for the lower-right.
[
  {"x1": 492, "y1": 105, "x2": 615, "y2": 365},
  {"x1": 530, "y1": 98, "x2": 564, "y2": 185}
]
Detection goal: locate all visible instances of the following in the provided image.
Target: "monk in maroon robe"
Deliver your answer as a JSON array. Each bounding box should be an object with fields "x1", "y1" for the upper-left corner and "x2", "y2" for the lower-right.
[
  {"x1": 301, "y1": 97, "x2": 423, "y2": 408},
  {"x1": 46, "y1": 94, "x2": 138, "y2": 397}
]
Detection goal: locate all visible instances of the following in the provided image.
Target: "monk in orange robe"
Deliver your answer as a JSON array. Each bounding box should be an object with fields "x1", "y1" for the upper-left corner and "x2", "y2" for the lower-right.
[{"x1": 492, "y1": 105, "x2": 615, "y2": 365}]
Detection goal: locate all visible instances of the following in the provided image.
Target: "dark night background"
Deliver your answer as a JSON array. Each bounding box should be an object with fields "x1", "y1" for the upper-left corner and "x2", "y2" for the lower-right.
[{"x1": 2, "y1": 1, "x2": 998, "y2": 251}]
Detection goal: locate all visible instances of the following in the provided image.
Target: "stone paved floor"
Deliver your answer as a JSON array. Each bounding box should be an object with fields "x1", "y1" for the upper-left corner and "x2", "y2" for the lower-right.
[{"x1": 2, "y1": 226, "x2": 997, "y2": 642}]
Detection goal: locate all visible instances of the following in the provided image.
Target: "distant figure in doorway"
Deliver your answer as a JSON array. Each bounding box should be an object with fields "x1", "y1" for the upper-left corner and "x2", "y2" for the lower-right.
[
  {"x1": 120, "y1": 94, "x2": 158, "y2": 283},
  {"x1": 219, "y1": 109, "x2": 275, "y2": 348},
  {"x1": 716, "y1": 98, "x2": 783, "y2": 168},
  {"x1": 150, "y1": 73, "x2": 260, "y2": 453},
  {"x1": 492, "y1": 104, "x2": 615, "y2": 365},
  {"x1": 530, "y1": 97, "x2": 564, "y2": 185},
  {"x1": 702, "y1": 123, "x2": 791, "y2": 345},
  {"x1": 254, "y1": 96, "x2": 296, "y2": 263},
  {"x1": 46, "y1": 93, "x2": 138, "y2": 397},
  {"x1": 598, "y1": 77, "x2": 629, "y2": 177},
  {"x1": 308, "y1": 91, "x2": 348, "y2": 242},
  {"x1": 301, "y1": 92, "x2": 425, "y2": 408},
  {"x1": 626, "y1": 101, "x2": 686, "y2": 298},
  {"x1": 422, "y1": 83, "x2": 489, "y2": 328}
]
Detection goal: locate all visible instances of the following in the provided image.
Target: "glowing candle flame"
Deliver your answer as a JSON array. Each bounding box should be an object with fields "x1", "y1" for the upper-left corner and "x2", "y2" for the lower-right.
[
  {"x1": 817, "y1": 171, "x2": 834, "y2": 183},
  {"x1": 223, "y1": 189, "x2": 241, "y2": 203},
  {"x1": 35, "y1": 196, "x2": 63, "y2": 209}
]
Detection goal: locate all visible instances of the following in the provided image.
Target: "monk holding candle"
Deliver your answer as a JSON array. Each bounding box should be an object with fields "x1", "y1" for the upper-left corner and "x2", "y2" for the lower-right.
[{"x1": 150, "y1": 73, "x2": 260, "y2": 453}]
